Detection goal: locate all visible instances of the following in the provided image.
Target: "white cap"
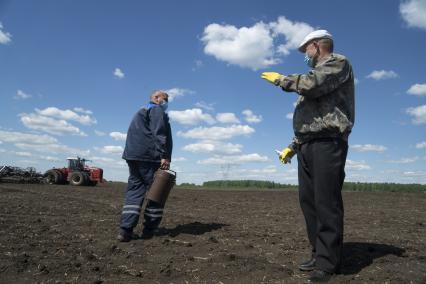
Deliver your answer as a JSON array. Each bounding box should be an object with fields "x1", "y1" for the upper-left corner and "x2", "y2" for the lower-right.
[{"x1": 298, "y1": 29, "x2": 332, "y2": 53}]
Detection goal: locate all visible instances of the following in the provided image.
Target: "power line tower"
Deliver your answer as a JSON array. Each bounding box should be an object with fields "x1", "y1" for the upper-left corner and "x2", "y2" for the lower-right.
[{"x1": 220, "y1": 163, "x2": 231, "y2": 180}]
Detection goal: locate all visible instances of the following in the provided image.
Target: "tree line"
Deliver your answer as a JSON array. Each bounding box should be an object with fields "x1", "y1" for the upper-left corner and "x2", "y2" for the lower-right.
[{"x1": 177, "y1": 180, "x2": 426, "y2": 192}]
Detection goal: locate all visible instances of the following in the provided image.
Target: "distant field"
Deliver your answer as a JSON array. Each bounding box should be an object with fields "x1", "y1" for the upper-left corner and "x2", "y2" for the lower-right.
[
  {"x1": 0, "y1": 182, "x2": 425, "y2": 283},
  {"x1": 176, "y1": 182, "x2": 426, "y2": 192}
]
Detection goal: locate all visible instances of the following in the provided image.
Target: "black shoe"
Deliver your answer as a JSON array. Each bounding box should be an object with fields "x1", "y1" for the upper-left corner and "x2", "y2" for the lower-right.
[
  {"x1": 140, "y1": 230, "x2": 154, "y2": 240},
  {"x1": 299, "y1": 257, "x2": 316, "y2": 271},
  {"x1": 140, "y1": 227, "x2": 168, "y2": 239},
  {"x1": 304, "y1": 270, "x2": 333, "y2": 284},
  {"x1": 117, "y1": 229, "x2": 138, "y2": 242},
  {"x1": 140, "y1": 228, "x2": 159, "y2": 240}
]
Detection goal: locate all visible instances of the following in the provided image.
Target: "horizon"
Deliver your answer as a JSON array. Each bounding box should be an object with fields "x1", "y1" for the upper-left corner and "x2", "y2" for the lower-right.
[{"x1": 1, "y1": 0, "x2": 425, "y2": 184}]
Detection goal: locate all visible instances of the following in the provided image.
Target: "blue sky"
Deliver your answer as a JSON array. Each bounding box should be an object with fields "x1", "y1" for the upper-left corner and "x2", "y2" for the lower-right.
[{"x1": 1, "y1": 0, "x2": 425, "y2": 184}]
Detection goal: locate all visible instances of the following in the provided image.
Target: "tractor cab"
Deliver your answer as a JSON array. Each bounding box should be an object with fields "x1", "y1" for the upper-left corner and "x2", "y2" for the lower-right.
[{"x1": 67, "y1": 157, "x2": 89, "y2": 171}]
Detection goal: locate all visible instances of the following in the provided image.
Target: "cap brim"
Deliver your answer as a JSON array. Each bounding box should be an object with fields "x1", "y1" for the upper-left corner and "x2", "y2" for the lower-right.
[{"x1": 298, "y1": 45, "x2": 307, "y2": 53}]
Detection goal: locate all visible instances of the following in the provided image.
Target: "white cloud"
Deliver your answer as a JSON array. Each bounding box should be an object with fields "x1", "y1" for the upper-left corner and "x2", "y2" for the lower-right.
[
  {"x1": 242, "y1": 109, "x2": 263, "y2": 124},
  {"x1": 192, "y1": 60, "x2": 203, "y2": 71},
  {"x1": 164, "y1": 88, "x2": 194, "y2": 102},
  {"x1": 8, "y1": 107, "x2": 96, "y2": 136},
  {"x1": 20, "y1": 113, "x2": 86, "y2": 136},
  {"x1": 407, "y1": 83, "x2": 426, "y2": 97},
  {"x1": 350, "y1": 144, "x2": 387, "y2": 152},
  {"x1": 94, "y1": 130, "x2": 106, "y2": 136},
  {"x1": 345, "y1": 160, "x2": 371, "y2": 171},
  {"x1": 354, "y1": 78, "x2": 359, "y2": 85},
  {"x1": 0, "y1": 22, "x2": 12, "y2": 44},
  {"x1": 201, "y1": 17, "x2": 314, "y2": 70},
  {"x1": 386, "y1": 156, "x2": 421, "y2": 164},
  {"x1": 183, "y1": 141, "x2": 243, "y2": 155},
  {"x1": 286, "y1": 113, "x2": 293, "y2": 120},
  {"x1": 216, "y1": 113, "x2": 240, "y2": 124},
  {"x1": 89, "y1": 156, "x2": 117, "y2": 163},
  {"x1": 0, "y1": 130, "x2": 58, "y2": 144},
  {"x1": 113, "y1": 68, "x2": 125, "y2": 79},
  {"x1": 202, "y1": 22, "x2": 278, "y2": 70},
  {"x1": 13, "y1": 151, "x2": 32, "y2": 157},
  {"x1": 366, "y1": 70, "x2": 398, "y2": 80},
  {"x1": 178, "y1": 124, "x2": 255, "y2": 140},
  {"x1": 168, "y1": 108, "x2": 216, "y2": 125},
  {"x1": 194, "y1": 101, "x2": 215, "y2": 111},
  {"x1": 89, "y1": 156, "x2": 127, "y2": 169},
  {"x1": 97, "y1": 145, "x2": 124, "y2": 154},
  {"x1": 269, "y1": 16, "x2": 314, "y2": 55},
  {"x1": 400, "y1": 0, "x2": 426, "y2": 30},
  {"x1": 110, "y1": 132, "x2": 127, "y2": 141},
  {"x1": 15, "y1": 143, "x2": 90, "y2": 156},
  {"x1": 35, "y1": 107, "x2": 97, "y2": 125},
  {"x1": 8, "y1": 151, "x2": 60, "y2": 162},
  {"x1": 416, "y1": 141, "x2": 426, "y2": 149},
  {"x1": 73, "y1": 107, "x2": 93, "y2": 115},
  {"x1": 236, "y1": 165, "x2": 278, "y2": 174},
  {"x1": 14, "y1": 160, "x2": 38, "y2": 166},
  {"x1": 173, "y1": 157, "x2": 187, "y2": 162},
  {"x1": 198, "y1": 153, "x2": 269, "y2": 165},
  {"x1": 14, "y1": 90, "x2": 32, "y2": 100},
  {"x1": 39, "y1": 155, "x2": 60, "y2": 161},
  {"x1": 403, "y1": 171, "x2": 426, "y2": 177},
  {"x1": 406, "y1": 104, "x2": 426, "y2": 124}
]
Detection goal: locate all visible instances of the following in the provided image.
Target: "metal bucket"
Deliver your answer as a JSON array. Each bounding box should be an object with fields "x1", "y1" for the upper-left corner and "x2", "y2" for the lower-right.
[{"x1": 146, "y1": 169, "x2": 176, "y2": 205}]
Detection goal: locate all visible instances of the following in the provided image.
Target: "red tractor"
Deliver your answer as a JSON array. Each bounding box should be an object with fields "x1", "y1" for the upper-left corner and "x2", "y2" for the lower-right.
[{"x1": 44, "y1": 157, "x2": 103, "y2": 186}]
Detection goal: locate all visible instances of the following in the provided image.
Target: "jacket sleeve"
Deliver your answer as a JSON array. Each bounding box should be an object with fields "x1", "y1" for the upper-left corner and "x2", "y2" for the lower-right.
[
  {"x1": 278, "y1": 56, "x2": 352, "y2": 99},
  {"x1": 149, "y1": 107, "x2": 170, "y2": 160},
  {"x1": 168, "y1": 129, "x2": 173, "y2": 161}
]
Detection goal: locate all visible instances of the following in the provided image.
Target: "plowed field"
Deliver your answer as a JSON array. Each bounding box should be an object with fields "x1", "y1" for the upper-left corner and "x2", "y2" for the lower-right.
[{"x1": 0, "y1": 182, "x2": 425, "y2": 283}]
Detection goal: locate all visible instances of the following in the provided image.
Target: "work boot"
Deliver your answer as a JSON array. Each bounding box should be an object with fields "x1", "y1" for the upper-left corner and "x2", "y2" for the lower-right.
[
  {"x1": 304, "y1": 270, "x2": 333, "y2": 283},
  {"x1": 140, "y1": 227, "x2": 158, "y2": 240},
  {"x1": 299, "y1": 257, "x2": 316, "y2": 271},
  {"x1": 117, "y1": 228, "x2": 138, "y2": 242},
  {"x1": 140, "y1": 227, "x2": 169, "y2": 239}
]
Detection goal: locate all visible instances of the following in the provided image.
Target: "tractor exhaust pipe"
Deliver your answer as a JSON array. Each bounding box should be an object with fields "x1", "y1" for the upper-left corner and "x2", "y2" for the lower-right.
[{"x1": 146, "y1": 169, "x2": 176, "y2": 205}]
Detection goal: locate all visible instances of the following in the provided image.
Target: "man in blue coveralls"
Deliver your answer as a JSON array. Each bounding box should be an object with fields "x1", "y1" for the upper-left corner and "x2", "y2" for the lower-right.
[{"x1": 118, "y1": 90, "x2": 173, "y2": 242}]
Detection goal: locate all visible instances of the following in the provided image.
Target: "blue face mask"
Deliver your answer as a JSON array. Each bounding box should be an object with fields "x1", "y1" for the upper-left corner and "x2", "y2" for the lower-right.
[
  {"x1": 304, "y1": 53, "x2": 315, "y2": 68},
  {"x1": 160, "y1": 101, "x2": 168, "y2": 111}
]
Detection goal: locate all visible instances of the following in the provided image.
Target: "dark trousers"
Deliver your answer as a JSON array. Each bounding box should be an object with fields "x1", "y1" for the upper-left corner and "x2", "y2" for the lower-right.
[
  {"x1": 297, "y1": 138, "x2": 348, "y2": 273},
  {"x1": 120, "y1": 161, "x2": 164, "y2": 232}
]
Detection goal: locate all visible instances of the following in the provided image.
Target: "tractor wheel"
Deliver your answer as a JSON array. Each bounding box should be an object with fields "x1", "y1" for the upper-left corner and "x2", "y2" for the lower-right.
[
  {"x1": 82, "y1": 172, "x2": 91, "y2": 186},
  {"x1": 70, "y1": 171, "x2": 85, "y2": 186},
  {"x1": 45, "y1": 170, "x2": 60, "y2": 184}
]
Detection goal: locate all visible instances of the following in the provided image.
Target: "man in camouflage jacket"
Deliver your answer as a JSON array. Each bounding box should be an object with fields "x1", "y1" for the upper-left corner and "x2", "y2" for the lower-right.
[{"x1": 261, "y1": 30, "x2": 354, "y2": 283}]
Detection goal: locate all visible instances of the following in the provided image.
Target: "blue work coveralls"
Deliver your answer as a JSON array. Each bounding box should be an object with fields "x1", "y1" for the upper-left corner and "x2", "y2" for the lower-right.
[{"x1": 120, "y1": 102, "x2": 173, "y2": 233}]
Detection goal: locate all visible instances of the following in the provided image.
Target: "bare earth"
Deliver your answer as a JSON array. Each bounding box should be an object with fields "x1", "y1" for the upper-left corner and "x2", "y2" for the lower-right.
[{"x1": 0, "y1": 182, "x2": 425, "y2": 283}]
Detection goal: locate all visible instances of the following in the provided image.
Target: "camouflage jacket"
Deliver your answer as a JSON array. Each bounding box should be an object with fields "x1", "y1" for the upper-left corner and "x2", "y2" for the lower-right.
[{"x1": 278, "y1": 53, "x2": 355, "y2": 149}]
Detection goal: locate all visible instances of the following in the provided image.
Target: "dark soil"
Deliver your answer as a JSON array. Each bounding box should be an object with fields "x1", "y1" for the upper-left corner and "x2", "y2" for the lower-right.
[{"x1": 0, "y1": 182, "x2": 425, "y2": 283}]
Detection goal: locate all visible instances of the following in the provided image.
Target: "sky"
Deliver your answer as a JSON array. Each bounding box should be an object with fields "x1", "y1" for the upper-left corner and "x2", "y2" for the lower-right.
[{"x1": 0, "y1": 0, "x2": 425, "y2": 184}]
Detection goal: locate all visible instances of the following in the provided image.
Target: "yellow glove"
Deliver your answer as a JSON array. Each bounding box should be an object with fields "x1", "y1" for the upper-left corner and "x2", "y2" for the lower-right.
[
  {"x1": 261, "y1": 72, "x2": 284, "y2": 85},
  {"x1": 278, "y1": 147, "x2": 295, "y2": 164}
]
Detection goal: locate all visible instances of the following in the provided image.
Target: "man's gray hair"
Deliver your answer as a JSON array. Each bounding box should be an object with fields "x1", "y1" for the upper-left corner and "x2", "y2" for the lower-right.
[{"x1": 150, "y1": 90, "x2": 169, "y2": 99}]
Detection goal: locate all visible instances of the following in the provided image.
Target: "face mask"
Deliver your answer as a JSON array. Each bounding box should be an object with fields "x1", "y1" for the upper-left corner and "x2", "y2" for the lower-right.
[
  {"x1": 304, "y1": 53, "x2": 315, "y2": 68},
  {"x1": 160, "y1": 101, "x2": 168, "y2": 111}
]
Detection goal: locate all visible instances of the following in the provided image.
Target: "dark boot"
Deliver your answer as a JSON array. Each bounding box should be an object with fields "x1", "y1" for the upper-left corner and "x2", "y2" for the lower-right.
[
  {"x1": 299, "y1": 257, "x2": 316, "y2": 271},
  {"x1": 117, "y1": 228, "x2": 138, "y2": 242},
  {"x1": 304, "y1": 270, "x2": 333, "y2": 283}
]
